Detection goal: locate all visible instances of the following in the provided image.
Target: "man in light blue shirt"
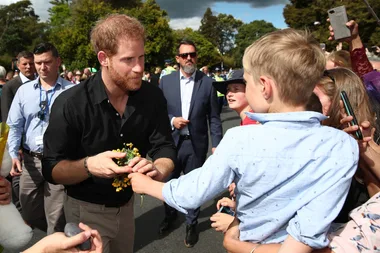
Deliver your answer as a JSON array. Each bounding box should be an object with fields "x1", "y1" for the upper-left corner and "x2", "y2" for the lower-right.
[
  {"x1": 128, "y1": 29, "x2": 359, "y2": 251},
  {"x1": 7, "y1": 42, "x2": 74, "y2": 234}
]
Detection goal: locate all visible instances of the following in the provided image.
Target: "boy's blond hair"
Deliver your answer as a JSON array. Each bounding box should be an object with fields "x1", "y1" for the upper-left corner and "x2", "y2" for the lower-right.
[{"x1": 243, "y1": 29, "x2": 326, "y2": 107}]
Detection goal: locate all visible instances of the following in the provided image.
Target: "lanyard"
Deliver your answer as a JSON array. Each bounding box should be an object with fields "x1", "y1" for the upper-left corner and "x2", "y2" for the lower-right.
[{"x1": 39, "y1": 84, "x2": 57, "y2": 115}]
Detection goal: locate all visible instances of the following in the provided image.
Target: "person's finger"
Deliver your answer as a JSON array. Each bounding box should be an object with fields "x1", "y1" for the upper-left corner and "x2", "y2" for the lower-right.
[
  {"x1": 106, "y1": 151, "x2": 127, "y2": 159},
  {"x1": 340, "y1": 116, "x2": 353, "y2": 125},
  {"x1": 0, "y1": 199, "x2": 11, "y2": 205},
  {"x1": 343, "y1": 125, "x2": 358, "y2": 134},
  {"x1": 78, "y1": 222, "x2": 91, "y2": 231},
  {"x1": 90, "y1": 230, "x2": 103, "y2": 252},
  {"x1": 61, "y1": 230, "x2": 92, "y2": 250},
  {"x1": 146, "y1": 170, "x2": 158, "y2": 178},
  {"x1": 127, "y1": 156, "x2": 145, "y2": 168}
]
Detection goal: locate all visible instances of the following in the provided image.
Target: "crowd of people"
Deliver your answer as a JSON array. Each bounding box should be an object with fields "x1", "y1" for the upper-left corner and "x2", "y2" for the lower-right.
[{"x1": 0, "y1": 8, "x2": 379, "y2": 253}]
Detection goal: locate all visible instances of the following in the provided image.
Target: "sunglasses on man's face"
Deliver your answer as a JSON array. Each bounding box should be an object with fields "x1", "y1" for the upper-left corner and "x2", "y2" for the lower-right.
[{"x1": 178, "y1": 52, "x2": 197, "y2": 59}]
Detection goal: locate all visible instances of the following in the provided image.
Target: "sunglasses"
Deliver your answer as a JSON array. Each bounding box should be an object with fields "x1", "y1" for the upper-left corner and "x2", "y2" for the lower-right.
[
  {"x1": 37, "y1": 100, "x2": 47, "y2": 121},
  {"x1": 178, "y1": 52, "x2": 197, "y2": 59}
]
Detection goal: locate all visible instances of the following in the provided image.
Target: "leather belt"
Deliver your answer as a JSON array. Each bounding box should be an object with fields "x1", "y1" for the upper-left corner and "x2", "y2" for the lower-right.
[
  {"x1": 22, "y1": 148, "x2": 43, "y2": 160},
  {"x1": 180, "y1": 134, "x2": 191, "y2": 140}
]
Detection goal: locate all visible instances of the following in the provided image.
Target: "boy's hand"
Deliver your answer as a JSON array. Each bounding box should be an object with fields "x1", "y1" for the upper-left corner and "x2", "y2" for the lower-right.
[
  {"x1": 128, "y1": 173, "x2": 153, "y2": 194},
  {"x1": 216, "y1": 197, "x2": 236, "y2": 211},
  {"x1": 210, "y1": 213, "x2": 235, "y2": 233},
  {"x1": 228, "y1": 183, "x2": 236, "y2": 198}
]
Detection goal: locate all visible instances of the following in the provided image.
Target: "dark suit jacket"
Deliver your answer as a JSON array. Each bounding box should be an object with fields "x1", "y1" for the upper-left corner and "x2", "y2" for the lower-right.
[
  {"x1": 1, "y1": 76, "x2": 23, "y2": 123},
  {"x1": 159, "y1": 70, "x2": 222, "y2": 157}
]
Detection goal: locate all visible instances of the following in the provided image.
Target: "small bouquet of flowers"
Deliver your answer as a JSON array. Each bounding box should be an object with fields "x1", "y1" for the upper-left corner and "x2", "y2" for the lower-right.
[{"x1": 112, "y1": 143, "x2": 140, "y2": 192}]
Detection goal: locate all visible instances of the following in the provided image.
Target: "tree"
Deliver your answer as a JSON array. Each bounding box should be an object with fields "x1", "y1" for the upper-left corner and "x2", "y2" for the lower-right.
[
  {"x1": 48, "y1": 0, "x2": 114, "y2": 70},
  {"x1": 125, "y1": 0, "x2": 175, "y2": 69},
  {"x1": 215, "y1": 14, "x2": 243, "y2": 55},
  {"x1": 0, "y1": 1, "x2": 46, "y2": 58},
  {"x1": 233, "y1": 20, "x2": 277, "y2": 66},
  {"x1": 100, "y1": 0, "x2": 141, "y2": 9},
  {"x1": 173, "y1": 28, "x2": 221, "y2": 68},
  {"x1": 284, "y1": 0, "x2": 380, "y2": 48},
  {"x1": 199, "y1": 8, "x2": 219, "y2": 47}
]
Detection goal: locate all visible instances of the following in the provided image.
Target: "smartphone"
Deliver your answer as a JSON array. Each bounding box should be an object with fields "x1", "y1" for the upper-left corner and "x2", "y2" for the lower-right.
[
  {"x1": 340, "y1": 91, "x2": 363, "y2": 140},
  {"x1": 328, "y1": 6, "x2": 351, "y2": 40},
  {"x1": 218, "y1": 206, "x2": 235, "y2": 216}
]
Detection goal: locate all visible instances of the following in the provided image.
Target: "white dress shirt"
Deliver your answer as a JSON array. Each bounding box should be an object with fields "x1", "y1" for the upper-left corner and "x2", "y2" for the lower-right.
[{"x1": 171, "y1": 71, "x2": 196, "y2": 135}]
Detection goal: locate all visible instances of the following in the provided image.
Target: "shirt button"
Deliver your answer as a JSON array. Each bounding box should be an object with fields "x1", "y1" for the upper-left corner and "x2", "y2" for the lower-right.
[
  {"x1": 120, "y1": 134, "x2": 123, "y2": 137},
  {"x1": 116, "y1": 113, "x2": 119, "y2": 116}
]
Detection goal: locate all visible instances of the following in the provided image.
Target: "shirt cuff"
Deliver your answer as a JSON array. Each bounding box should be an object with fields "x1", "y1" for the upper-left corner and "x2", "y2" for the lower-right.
[
  {"x1": 162, "y1": 181, "x2": 188, "y2": 214},
  {"x1": 9, "y1": 150, "x2": 18, "y2": 159},
  {"x1": 170, "y1": 117, "x2": 175, "y2": 130}
]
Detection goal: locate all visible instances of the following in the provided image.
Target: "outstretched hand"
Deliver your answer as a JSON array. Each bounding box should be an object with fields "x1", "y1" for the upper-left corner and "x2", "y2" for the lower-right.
[{"x1": 24, "y1": 223, "x2": 102, "y2": 253}]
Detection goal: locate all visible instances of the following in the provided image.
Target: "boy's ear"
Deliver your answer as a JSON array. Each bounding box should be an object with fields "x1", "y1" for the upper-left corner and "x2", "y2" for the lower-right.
[{"x1": 259, "y1": 76, "x2": 273, "y2": 100}]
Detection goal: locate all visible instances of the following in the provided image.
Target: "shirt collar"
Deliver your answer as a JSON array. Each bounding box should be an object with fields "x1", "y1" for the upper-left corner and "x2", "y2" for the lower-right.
[
  {"x1": 33, "y1": 76, "x2": 64, "y2": 90},
  {"x1": 180, "y1": 70, "x2": 196, "y2": 81},
  {"x1": 245, "y1": 111, "x2": 327, "y2": 124},
  {"x1": 19, "y1": 72, "x2": 33, "y2": 84}
]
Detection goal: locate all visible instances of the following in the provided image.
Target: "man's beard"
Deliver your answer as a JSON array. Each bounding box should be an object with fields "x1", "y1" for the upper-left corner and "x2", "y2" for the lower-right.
[
  {"x1": 109, "y1": 62, "x2": 143, "y2": 92},
  {"x1": 180, "y1": 60, "x2": 196, "y2": 74}
]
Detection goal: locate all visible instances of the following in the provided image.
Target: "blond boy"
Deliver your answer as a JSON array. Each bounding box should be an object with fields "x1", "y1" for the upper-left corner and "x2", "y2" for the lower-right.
[{"x1": 129, "y1": 29, "x2": 358, "y2": 249}]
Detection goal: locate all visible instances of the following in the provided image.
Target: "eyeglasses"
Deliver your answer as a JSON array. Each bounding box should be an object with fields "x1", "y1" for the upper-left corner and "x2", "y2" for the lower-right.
[
  {"x1": 37, "y1": 100, "x2": 47, "y2": 121},
  {"x1": 178, "y1": 52, "x2": 197, "y2": 59},
  {"x1": 323, "y1": 70, "x2": 335, "y2": 83}
]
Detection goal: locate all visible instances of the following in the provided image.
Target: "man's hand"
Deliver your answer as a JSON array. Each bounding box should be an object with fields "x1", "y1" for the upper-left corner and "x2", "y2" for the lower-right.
[
  {"x1": 127, "y1": 157, "x2": 161, "y2": 179},
  {"x1": 24, "y1": 223, "x2": 102, "y2": 253},
  {"x1": 10, "y1": 158, "x2": 22, "y2": 176},
  {"x1": 173, "y1": 117, "x2": 190, "y2": 130},
  {"x1": 0, "y1": 177, "x2": 11, "y2": 205},
  {"x1": 86, "y1": 151, "x2": 131, "y2": 178}
]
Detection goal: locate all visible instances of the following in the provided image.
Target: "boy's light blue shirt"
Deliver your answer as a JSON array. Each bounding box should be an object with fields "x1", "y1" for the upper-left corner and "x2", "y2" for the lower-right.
[
  {"x1": 7, "y1": 76, "x2": 74, "y2": 159},
  {"x1": 162, "y1": 111, "x2": 359, "y2": 248}
]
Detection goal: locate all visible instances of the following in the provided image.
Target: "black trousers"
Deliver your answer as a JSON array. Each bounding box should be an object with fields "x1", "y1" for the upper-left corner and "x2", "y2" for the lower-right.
[{"x1": 164, "y1": 137, "x2": 206, "y2": 225}]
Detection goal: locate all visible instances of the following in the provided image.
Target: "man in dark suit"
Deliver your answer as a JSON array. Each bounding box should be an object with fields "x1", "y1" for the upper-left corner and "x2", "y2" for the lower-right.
[
  {"x1": 159, "y1": 40, "x2": 223, "y2": 247},
  {"x1": 1, "y1": 51, "x2": 35, "y2": 213},
  {"x1": 2, "y1": 51, "x2": 35, "y2": 123}
]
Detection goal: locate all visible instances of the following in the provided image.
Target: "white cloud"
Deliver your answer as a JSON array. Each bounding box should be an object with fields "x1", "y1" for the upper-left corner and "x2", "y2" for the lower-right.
[{"x1": 169, "y1": 17, "x2": 202, "y2": 30}]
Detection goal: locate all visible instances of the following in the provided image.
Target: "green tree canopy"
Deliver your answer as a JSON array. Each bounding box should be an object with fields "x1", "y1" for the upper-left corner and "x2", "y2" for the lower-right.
[
  {"x1": 0, "y1": 0, "x2": 46, "y2": 64},
  {"x1": 199, "y1": 8, "x2": 219, "y2": 47},
  {"x1": 215, "y1": 13, "x2": 243, "y2": 55},
  {"x1": 125, "y1": 0, "x2": 175, "y2": 69},
  {"x1": 233, "y1": 20, "x2": 277, "y2": 67},
  {"x1": 48, "y1": 0, "x2": 113, "y2": 70},
  {"x1": 173, "y1": 28, "x2": 221, "y2": 68},
  {"x1": 284, "y1": 0, "x2": 380, "y2": 49}
]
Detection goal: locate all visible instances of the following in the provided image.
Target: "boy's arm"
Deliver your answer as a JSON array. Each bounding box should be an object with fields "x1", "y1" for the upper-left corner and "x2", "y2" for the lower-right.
[{"x1": 130, "y1": 129, "x2": 237, "y2": 213}]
